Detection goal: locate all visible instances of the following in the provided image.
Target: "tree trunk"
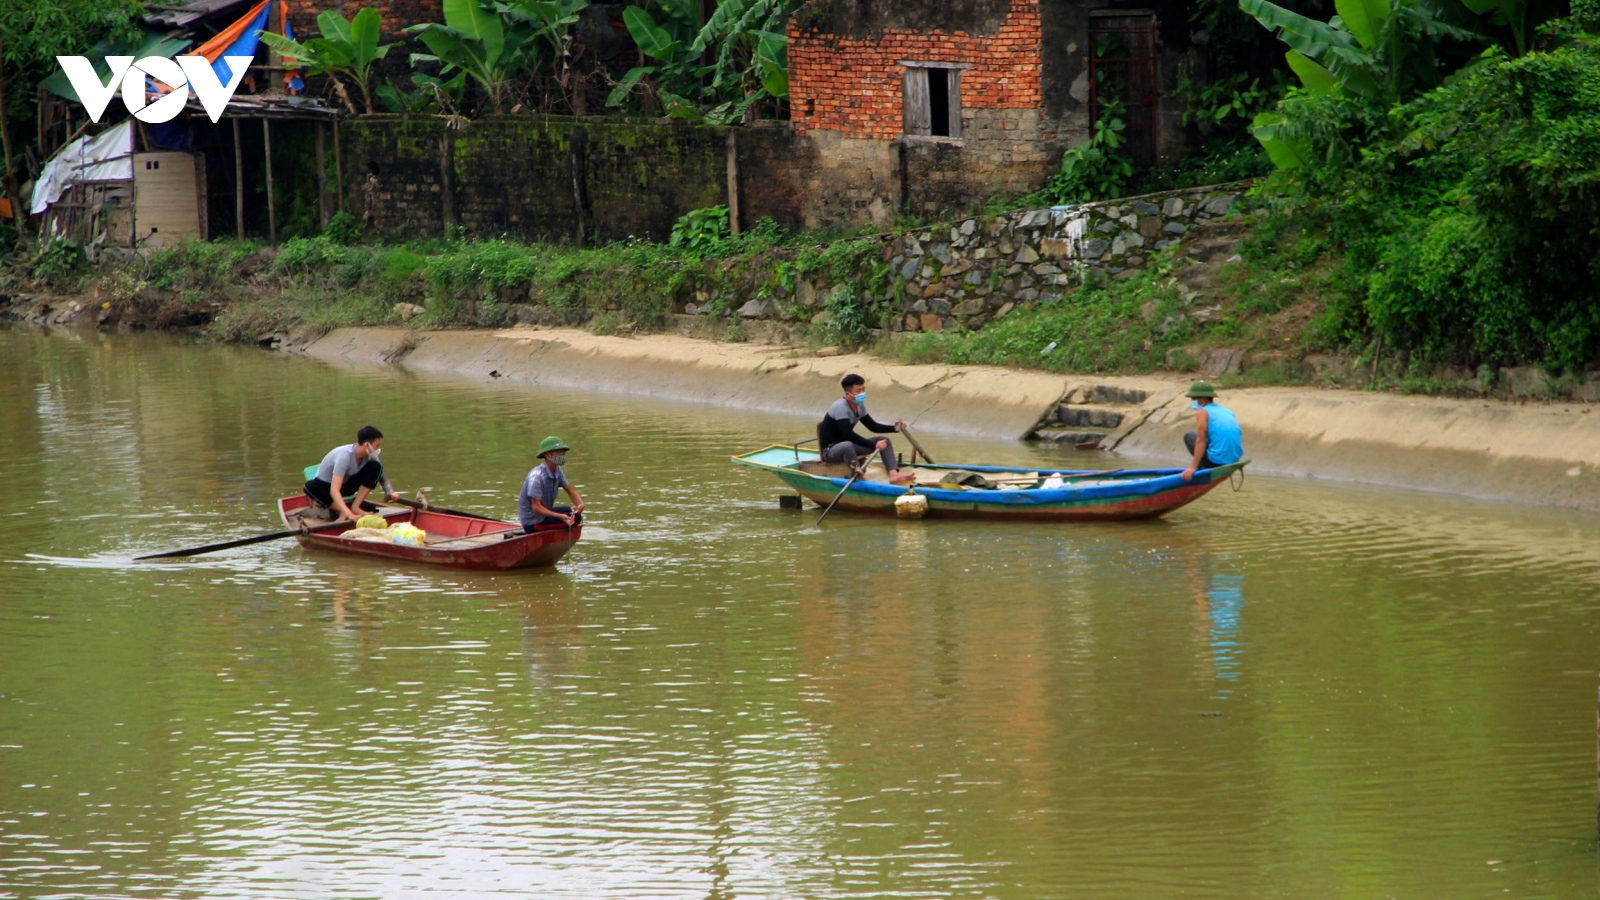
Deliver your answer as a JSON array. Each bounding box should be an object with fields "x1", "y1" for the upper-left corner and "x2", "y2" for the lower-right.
[
  {"x1": 0, "y1": 43, "x2": 27, "y2": 242},
  {"x1": 330, "y1": 75, "x2": 360, "y2": 115}
]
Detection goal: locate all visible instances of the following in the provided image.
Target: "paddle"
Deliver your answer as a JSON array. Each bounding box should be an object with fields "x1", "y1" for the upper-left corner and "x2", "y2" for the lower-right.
[
  {"x1": 135, "y1": 519, "x2": 348, "y2": 561},
  {"x1": 901, "y1": 424, "x2": 935, "y2": 464},
  {"x1": 388, "y1": 497, "x2": 504, "y2": 522},
  {"x1": 816, "y1": 461, "x2": 866, "y2": 525}
]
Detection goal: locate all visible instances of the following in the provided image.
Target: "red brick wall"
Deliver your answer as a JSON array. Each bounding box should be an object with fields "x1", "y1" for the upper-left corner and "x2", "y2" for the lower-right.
[
  {"x1": 284, "y1": 0, "x2": 441, "y2": 38},
  {"x1": 788, "y1": 0, "x2": 1043, "y2": 139}
]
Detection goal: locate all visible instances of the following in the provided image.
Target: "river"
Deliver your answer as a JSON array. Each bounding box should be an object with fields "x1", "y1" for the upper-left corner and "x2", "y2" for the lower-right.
[{"x1": 1, "y1": 326, "x2": 1596, "y2": 898}]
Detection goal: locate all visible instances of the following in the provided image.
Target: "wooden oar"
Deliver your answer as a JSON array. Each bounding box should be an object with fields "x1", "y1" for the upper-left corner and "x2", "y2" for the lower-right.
[
  {"x1": 901, "y1": 425, "x2": 935, "y2": 464},
  {"x1": 816, "y1": 462, "x2": 866, "y2": 525},
  {"x1": 388, "y1": 497, "x2": 504, "y2": 522},
  {"x1": 135, "y1": 519, "x2": 347, "y2": 561}
]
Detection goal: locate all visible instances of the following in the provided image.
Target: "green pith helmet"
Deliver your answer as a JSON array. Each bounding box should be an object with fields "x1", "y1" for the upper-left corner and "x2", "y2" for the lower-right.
[
  {"x1": 1186, "y1": 381, "x2": 1217, "y2": 399},
  {"x1": 537, "y1": 436, "x2": 572, "y2": 458}
]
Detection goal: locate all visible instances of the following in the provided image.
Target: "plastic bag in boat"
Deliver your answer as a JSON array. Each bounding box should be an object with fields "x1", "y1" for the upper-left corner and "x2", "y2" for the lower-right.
[{"x1": 388, "y1": 523, "x2": 426, "y2": 546}]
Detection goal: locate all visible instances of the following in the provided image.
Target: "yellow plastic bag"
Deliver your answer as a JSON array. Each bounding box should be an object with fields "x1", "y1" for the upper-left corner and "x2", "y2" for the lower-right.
[
  {"x1": 387, "y1": 523, "x2": 426, "y2": 547},
  {"x1": 356, "y1": 514, "x2": 388, "y2": 530}
]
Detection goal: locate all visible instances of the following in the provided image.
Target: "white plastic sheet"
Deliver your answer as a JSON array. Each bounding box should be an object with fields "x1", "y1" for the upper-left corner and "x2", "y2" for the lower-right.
[{"x1": 30, "y1": 120, "x2": 135, "y2": 215}]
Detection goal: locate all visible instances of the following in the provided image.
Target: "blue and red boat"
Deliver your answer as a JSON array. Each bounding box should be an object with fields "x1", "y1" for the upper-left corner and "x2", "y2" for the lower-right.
[{"x1": 732, "y1": 444, "x2": 1246, "y2": 521}]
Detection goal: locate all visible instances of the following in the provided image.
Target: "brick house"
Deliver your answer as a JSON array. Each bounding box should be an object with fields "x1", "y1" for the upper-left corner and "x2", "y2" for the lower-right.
[
  {"x1": 787, "y1": 0, "x2": 1200, "y2": 224},
  {"x1": 280, "y1": 0, "x2": 442, "y2": 37}
]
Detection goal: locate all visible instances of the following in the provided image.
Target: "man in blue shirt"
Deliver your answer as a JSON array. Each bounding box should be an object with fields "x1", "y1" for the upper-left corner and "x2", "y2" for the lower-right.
[
  {"x1": 519, "y1": 436, "x2": 585, "y2": 531},
  {"x1": 1181, "y1": 381, "x2": 1244, "y2": 482}
]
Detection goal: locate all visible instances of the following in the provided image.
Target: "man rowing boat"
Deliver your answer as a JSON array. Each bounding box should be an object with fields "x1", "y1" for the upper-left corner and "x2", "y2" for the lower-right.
[
  {"x1": 304, "y1": 425, "x2": 399, "y2": 521},
  {"x1": 820, "y1": 374, "x2": 916, "y2": 485}
]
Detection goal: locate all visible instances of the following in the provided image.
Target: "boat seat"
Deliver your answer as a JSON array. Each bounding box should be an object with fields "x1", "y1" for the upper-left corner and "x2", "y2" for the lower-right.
[{"x1": 427, "y1": 534, "x2": 520, "y2": 550}]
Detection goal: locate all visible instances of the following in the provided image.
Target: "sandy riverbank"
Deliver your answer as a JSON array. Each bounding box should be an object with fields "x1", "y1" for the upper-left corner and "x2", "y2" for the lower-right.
[{"x1": 300, "y1": 326, "x2": 1600, "y2": 510}]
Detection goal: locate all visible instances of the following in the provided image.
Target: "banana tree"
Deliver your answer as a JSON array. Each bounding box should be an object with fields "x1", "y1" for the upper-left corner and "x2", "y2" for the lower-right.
[
  {"x1": 1240, "y1": 0, "x2": 1482, "y2": 167},
  {"x1": 1456, "y1": 0, "x2": 1564, "y2": 55},
  {"x1": 609, "y1": 0, "x2": 799, "y2": 120},
  {"x1": 408, "y1": 0, "x2": 585, "y2": 114},
  {"x1": 408, "y1": 0, "x2": 511, "y2": 113},
  {"x1": 260, "y1": 8, "x2": 395, "y2": 114},
  {"x1": 692, "y1": 0, "x2": 800, "y2": 97},
  {"x1": 606, "y1": 1, "x2": 703, "y2": 115}
]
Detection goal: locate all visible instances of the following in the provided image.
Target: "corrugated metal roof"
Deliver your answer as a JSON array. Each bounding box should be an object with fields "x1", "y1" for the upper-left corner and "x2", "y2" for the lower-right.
[{"x1": 143, "y1": 0, "x2": 256, "y2": 29}]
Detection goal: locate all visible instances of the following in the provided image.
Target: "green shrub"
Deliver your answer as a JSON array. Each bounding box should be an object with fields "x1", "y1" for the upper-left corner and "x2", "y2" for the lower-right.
[{"x1": 669, "y1": 205, "x2": 732, "y2": 254}]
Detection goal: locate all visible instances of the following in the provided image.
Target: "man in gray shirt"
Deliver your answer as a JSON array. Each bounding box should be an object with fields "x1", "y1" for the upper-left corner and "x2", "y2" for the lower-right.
[
  {"x1": 818, "y1": 373, "x2": 915, "y2": 485},
  {"x1": 304, "y1": 425, "x2": 398, "y2": 521}
]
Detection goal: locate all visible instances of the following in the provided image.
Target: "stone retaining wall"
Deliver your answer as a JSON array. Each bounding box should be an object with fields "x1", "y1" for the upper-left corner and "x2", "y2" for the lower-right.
[{"x1": 885, "y1": 185, "x2": 1244, "y2": 333}]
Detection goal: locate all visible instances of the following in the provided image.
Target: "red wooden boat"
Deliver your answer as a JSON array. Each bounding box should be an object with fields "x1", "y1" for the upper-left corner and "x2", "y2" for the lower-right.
[{"x1": 276, "y1": 495, "x2": 580, "y2": 570}]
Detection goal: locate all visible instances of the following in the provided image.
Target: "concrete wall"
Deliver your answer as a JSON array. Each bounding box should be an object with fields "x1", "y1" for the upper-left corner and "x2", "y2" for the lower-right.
[{"x1": 343, "y1": 116, "x2": 809, "y2": 244}]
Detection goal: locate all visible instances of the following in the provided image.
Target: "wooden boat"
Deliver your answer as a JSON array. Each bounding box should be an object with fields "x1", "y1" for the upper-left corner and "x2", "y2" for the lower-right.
[
  {"x1": 276, "y1": 494, "x2": 580, "y2": 569},
  {"x1": 732, "y1": 444, "x2": 1248, "y2": 521}
]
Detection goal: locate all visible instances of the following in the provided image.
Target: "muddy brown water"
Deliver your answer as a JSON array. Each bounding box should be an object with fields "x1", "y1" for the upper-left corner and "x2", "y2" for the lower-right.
[{"x1": 1, "y1": 326, "x2": 1597, "y2": 898}]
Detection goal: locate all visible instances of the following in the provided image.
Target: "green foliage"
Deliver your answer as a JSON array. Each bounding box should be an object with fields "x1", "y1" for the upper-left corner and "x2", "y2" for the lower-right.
[
  {"x1": 1360, "y1": 39, "x2": 1600, "y2": 368},
  {"x1": 607, "y1": 0, "x2": 798, "y2": 120},
  {"x1": 1046, "y1": 97, "x2": 1133, "y2": 203},
  {"x1": 1131, "y1": 137, "x2": 1273, "y2": 192},
  {"x1": 819, "y1": 284, "x2": 871, "y2": 345},
  {"x1": 669, "y1": 206, "x2": 732, "y2": 253},
  {"x1": 324, "y1": 211, "x2": 363, "y2": 244},
  {"x1": 1575, "y1": 0, "x2": 1600, "y2": 33},
  {"x1": 408, "y1": 0, "x2": 587, "y2": 114},
  {"x1": 261, "y1": 8, "x2": 397, "y2": 114},
  {"x1": 137, "y1": 239, "x2": 260, "y2": 296},
  {"x1": 377, "y1": 71, "x2": 468, "y2": 114},
  {"x1": 1236, "y1": 37, "x2": 1600, "y2": 371},
  {"x1": 1458, "y1": 0, "x2": 1565, "y2": 56},
  {"x1": 1178, "y1": 71, "x2": 1285, "y2": 130},
  {"x1": 29, "y1": 235, "x2": 83, "y2": 283},
  {"x1": 892, "y1": 254, "x2": 1194, "y2": 373},
  {"x1": 0, "y1": 0, "x2": 140, "y2": 212}
]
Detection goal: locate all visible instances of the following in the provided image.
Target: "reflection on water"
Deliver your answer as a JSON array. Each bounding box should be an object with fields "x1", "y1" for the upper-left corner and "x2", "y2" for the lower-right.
[{"x1": 1, "y1": 326, "x2": 1598, "y2": 897}]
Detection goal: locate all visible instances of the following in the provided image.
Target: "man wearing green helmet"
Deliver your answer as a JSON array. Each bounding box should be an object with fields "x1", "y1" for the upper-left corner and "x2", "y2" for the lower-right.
[
  {"x1": 1181, "y1": 381, "x2": 1244, "y2": 482},
  {"x1": 518, "y1": 436, "x2": 585, "y2": 530}
]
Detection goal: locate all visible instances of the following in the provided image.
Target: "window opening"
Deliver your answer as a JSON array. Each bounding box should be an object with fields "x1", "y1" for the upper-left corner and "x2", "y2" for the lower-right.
[
  {"x1": 901, "y1": 63, "x2": 963, "y2": 139},
  {"x1": 928, "y1": 69, "x2": 951, "y2": 136},
  {"x1": 1088, "y1": 11, "x2": 1158, "y2": 167}
]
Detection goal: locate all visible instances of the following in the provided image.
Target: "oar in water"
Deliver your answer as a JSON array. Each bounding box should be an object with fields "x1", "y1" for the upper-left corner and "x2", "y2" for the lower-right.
[
  {"x1": 816, "y1": 461, "x2": 867, "y2": 525},
  {"x1": 135, "y1": 520, "x2": 347, "y2": 561},
  {"x1": 901, "y1": 424, "x2": 935, "y2": 464}
]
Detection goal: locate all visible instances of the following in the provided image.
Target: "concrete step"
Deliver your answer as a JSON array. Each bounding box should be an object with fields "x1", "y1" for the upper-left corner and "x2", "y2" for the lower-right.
[
  {"x1": 1057, "y1": 406, "x2": 1126, "y2": 428},
  {"x1": 1034, "y1": 428, "x2": 1109, "y2": 445},
  {"x1": 1077, "y1": 384, "x2": 1148, "y2": 405}
]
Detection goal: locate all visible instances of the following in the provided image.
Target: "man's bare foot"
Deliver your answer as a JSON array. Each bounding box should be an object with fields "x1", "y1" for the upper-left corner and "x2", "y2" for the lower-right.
[{"x1": 889, "y1": 471, "x2": 917, "y2": 485}]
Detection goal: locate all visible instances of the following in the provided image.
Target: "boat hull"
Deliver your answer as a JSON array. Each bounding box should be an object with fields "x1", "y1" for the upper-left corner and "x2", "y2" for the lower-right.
[
  {"x1": 733, "y1": 445, "x2": 1245, "y2": 521},
  {"x1": 277, "y1": 495, "x2": 579, "y2": 570}
]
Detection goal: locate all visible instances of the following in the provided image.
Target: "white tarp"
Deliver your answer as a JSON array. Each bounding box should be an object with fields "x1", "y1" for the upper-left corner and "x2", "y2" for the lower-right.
[{"x1": 30, "y1": 119, "x2": 135, "y2": 215}]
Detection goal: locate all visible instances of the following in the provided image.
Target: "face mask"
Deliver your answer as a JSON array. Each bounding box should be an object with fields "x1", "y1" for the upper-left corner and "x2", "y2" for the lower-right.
[
  {"x1": 370, "y1": 446, "x2": 381, "y2": 459},
  {"x1": 853, "y1": 392, "x2": 867, "y2": 406},
  {"x1": 1189, "y1": 400, "x2": 1201, "y2": 410},
  {"x1": 549, "y1": 453, "x2": 567, "y2": 467}
]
